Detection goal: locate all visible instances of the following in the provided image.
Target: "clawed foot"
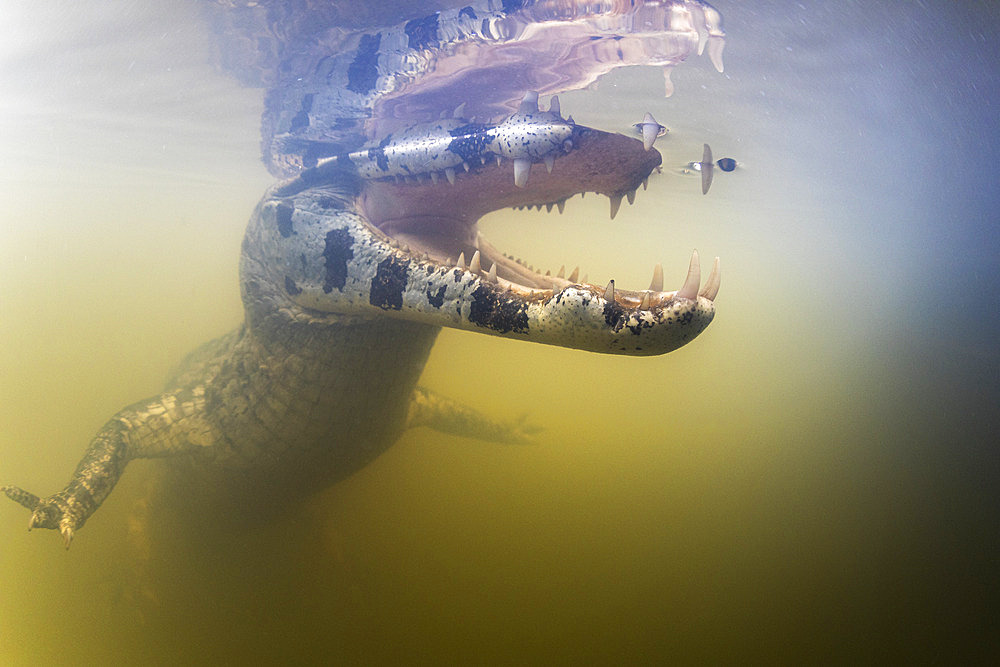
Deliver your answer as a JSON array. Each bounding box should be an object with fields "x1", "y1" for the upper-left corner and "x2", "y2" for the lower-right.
[{"x1": 2, "y1": 485, "x2": 78, "y2": 548}]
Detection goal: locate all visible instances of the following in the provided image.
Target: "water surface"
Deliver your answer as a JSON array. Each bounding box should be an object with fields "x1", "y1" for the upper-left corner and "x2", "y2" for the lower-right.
[{"x1": 1, "y1": 1, "x2": 998, "y2": 663}]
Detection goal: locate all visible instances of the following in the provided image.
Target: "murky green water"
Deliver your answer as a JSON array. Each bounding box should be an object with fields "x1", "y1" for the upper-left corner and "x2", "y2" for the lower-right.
[{"x1": 2, "y1": 1, "x2": 997, "y2": 663}]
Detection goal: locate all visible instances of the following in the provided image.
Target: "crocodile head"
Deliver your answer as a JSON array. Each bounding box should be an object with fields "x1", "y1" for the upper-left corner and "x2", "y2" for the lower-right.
[{"x1": 251, "y1": 92, "x2": 718, "y2": 356}]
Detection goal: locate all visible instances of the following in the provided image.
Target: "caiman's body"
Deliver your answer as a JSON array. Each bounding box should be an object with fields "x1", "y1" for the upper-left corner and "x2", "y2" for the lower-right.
[{"x1": 3, "y1": 0, "x2": 725, "y2": 547}]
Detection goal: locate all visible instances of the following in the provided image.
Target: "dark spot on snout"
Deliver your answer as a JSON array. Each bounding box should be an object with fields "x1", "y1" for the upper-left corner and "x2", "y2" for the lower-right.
[
  {"x1": 347, "y1": 33, "x2": 381, "y2": 94},
  {"x1": 289, "y1": 94, "x2": 313, "y2": 132},
  {"x1": 323, "y1": 228, "x2": 354, "y2": 293},
  {"x1": 468, "y1": 285, "x2": 529, "y2": 334},
  {"x1": 370, "y1": 257, "x2": 409, "y2": 310},
  {"x1": 603, "y1": 300, "x2": 627, "y2": 332},
  {"x1": 275, "y1": 202, "x2": 295, "y2": 237},
  {"x1": 404, "y1": 14, "x2": 439, "y2": 50},
  {"x1": 426, "y1": 285, "x2": 446, "y2": 308}
]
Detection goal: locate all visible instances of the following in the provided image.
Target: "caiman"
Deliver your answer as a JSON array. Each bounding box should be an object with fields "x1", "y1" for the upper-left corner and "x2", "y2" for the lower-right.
[{"x1": 2, "y1": 0, "x2": 725, "y2": 548}]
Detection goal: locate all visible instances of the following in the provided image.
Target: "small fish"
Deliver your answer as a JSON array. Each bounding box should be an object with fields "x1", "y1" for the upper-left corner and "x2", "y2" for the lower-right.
[
  {"x1": 633, "y1": 112, "x2": 667, "y2": 151},
  {"x1": 700, "y1": 143, "x2": 714, "y2": 194}
]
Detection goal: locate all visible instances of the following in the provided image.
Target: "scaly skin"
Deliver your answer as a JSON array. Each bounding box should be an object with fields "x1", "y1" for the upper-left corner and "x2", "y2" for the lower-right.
[{"x1": 3, "y1": 0, "x2": 725, "y2": 547}]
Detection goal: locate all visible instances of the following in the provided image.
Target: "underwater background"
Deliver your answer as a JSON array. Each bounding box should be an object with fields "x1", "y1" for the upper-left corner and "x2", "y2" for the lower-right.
[{"x1": 1, "y1": 0, "x2": 998, "y2": 663}]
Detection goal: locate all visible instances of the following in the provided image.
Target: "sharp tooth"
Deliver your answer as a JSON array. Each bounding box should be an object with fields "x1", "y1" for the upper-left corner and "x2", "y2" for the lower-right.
[
  {"x1": 445, "y1": 257, "x2": 454, "y2": 266},
  {"x1": 649, "y1": 264, "x2": 663, "y2": 292},
  {"x1": 469, "y1": 250, "x2": 481, "y2": 274},
  {"x1": 676, "y1": 250, "x2": 701, "y2": 301},
  {"x1": 487, "y1": 263, "x2": 497, "y2": 283},
  {"x1": 453, "y1": 102, "x2": 466, "y2": 118},
  {"x1": 496, "y1": 155, "x2": 502, "y2": 167},
  {"x1": 609, "y1": 194, "x2": 623, "y2": 220},
  {"x1": 514, "y1": 158, "x2": 531, "y2": 187},
  {"x1": 544, "y1": 155, "x2": 555, "y2": 173},
  {"x1": 545, "y1": 270, "x2": 551, "y2": 276},
  {"x1": 456, "y1": 252, "x2": 466, "y2": 269},
  {"x1": 639, "y1": 292, "x2": 651, "y2": 310},
  {"x1": 445, "y1": 167, "x2": 456, "y2": 185},
  {"x1": 557, "y1": 265, "x2": 565, "y2": 278},
  {"x1": 603, "y1": 279, "x2": 615, "y2": 302},
  {"x1": 663, "y1": 66, "x2": 675, "y2": 97},
  {"x1": 400, "y1": 244, "x2": 410, "y2": 254},
  {"x1": 545, "y1": 203, "x2": 553, "y2": 213},
  {"x1": 699, "y1": 256, "x2": 721, "y2": 301},
  {"x1": 582, "y1": 273, "x2": 589, "y2": 283},
  {"x1": 556, "y1": 199, "x2": 565, "y2": 214},
  {"x1": 462, "y1": 161, "x2": 470, "y2": 172},
  {"x1": 642, "y1": 177, "x2": 649, "y2": 191},
  {"x1": 549, "y1": 95, "x2": 560, "y2": 115},
  {"x1": 707, "y1": 35, "x2": 725, "y2": 73},
  {"x1": 568, "y1": 266, "x2": 579, "y2": 282},
  {"x1": 430, "y1": 171, "x2": 439, "y2": 184},
  {"x1": 626, "y1": 189, "x2": 636, "y2": 205},
  {"x1": 518, "y1": 91, "x2": 540, "y2": 114}
]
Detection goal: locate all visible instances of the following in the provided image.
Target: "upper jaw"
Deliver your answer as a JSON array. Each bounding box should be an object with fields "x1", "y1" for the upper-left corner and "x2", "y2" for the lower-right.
[{"x1": 358, "y1": 125, "x2": 662, "y2": 287}]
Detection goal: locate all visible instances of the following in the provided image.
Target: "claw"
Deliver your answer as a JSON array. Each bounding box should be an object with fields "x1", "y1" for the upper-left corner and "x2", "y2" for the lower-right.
[
  {"x1": 675, "y1": 250, "x2": 701, "y2": 301},
  {"x1": 60, "y1": 524, "x2": 74, "y2": 549}
]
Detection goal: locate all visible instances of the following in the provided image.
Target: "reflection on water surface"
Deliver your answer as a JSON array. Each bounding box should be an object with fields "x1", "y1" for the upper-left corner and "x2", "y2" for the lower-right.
[{"x1": 1, "y1": 1, "x2": 998, "y2": 663}]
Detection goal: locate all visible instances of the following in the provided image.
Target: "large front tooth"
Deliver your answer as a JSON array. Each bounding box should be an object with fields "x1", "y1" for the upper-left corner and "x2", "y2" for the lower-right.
[
  {"x1": 556, "y1": 199, "x2": 565, "y2": 214},
  {"x1": 456, "y1": 252, "x2": 466, "y2": 269},
  {"x1": 557, "y1": 265, "x2": 565, "y2": 279},
  {"x1": 609, "y1": 194, "x2": 623, "y2": 220},
  {"x1": 514, "y1": 158, "x2": 531, "y2": 187},
  {"x1": 568, "y1": 266, "x2": 579, "y2": 283},
  {"x1": 445, "y1": 167, "x2": 456, "y2": 184},
  {"x1": 707, "y1": 36, "x2": 725, "y2": 73},
  {"x1": 649, "y1": 263, "x2": 663, "y2": 292},
  {"x1": 699, "y1": 256, "x2": 721, "y2": 301},
  {"x1": 675, "y1": 250, "x2": 701, "y2": 301},
  {"x1": 518, "y1": 91, "x2": 540, "y2": 114},
  {"x1": 549, "y1": 95, "x2": 560, "y2": 115},
  {"x1": 603, "y1": 279, "x2": 615, "y2": 302},
  {"x1": 544, "y1": 155, "x2": 555, "y2": 173},
  {"x1": 487, "y1": 263, "x2": 497, "y2": 283},
  {"x1": 626, "y1": 189, "x2": 636, "y2": 205},
  {"x1": 639, "y1": 292, "x2": 651, "y2": 310},
  {"x1": 469, "y1": 250, "x2": 481, "y2": 274}
]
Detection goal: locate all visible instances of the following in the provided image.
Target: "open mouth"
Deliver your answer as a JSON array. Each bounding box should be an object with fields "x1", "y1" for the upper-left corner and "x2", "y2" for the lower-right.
[{"x1": 355, "y1": 112, "x2": 720, "y2": 308}]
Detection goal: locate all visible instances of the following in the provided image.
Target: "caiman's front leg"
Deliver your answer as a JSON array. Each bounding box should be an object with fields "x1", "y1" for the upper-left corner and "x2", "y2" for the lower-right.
[
  {"x1": 407, "y1": 387, "x2": 539, "y2": 445},
  {"x1": 2, "y1": 387, "x2": 215, "y2": 548}
]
